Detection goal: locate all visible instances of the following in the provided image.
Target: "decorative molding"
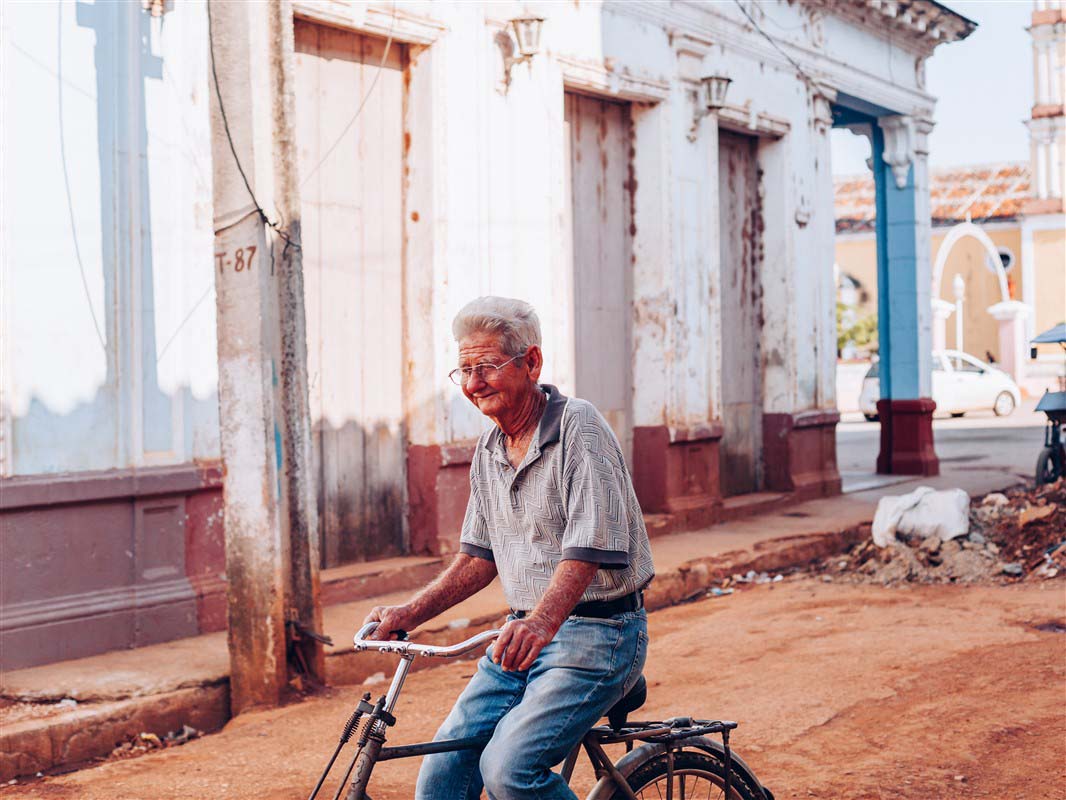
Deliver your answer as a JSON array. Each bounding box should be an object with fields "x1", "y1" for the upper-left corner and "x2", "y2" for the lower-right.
[
  {"x1": 717, "y1": 104, "x2": 790, "y2": 138},
  {"x1": 292, "y1": 1, "x2": 447, "y2": 45},
  {"x1": 557, "y1": 55, "x2": 670, "y2": 103},
  {"x1": 805, "y1": 0, "x2": 976, "y2": 50},
  {"x1": 0, "y1": 462, "x2": 223, "y2": 511},
  {"x1": 878, "y1": 115, "x2": 915, "y2": 189},
  {"x1": 611, "y1": 1, "x2": 942, "y2": 116},
  {"x1": 0, "y1": 575, "x2": 218, "y2": 631}
]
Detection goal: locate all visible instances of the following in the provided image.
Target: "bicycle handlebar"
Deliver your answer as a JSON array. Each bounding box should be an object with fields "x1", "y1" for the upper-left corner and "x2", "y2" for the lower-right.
[{"x1": 353, "y1": 622, "x2": 502, "y2": 658}]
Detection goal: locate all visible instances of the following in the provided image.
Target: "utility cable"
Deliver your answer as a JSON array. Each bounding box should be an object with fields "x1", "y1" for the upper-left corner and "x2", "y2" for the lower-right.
[
  {"x1": 57, "y1": 7, "x2": 106, "y2": 351},
  {"x1": 733, "y1": 0, "x2": 825, "y2": 95},
  {"x1": 205, "y1": 0, "x2": 299, "y2": 253},
  {"x1": 298, "y1": 0, "x2": 397, "y2": 189}
]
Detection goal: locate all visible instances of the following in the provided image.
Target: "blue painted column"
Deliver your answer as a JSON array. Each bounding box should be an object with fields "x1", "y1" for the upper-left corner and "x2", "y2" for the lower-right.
[{"x1": 872, "y1": 116, "x2": 939, "y2": 475}]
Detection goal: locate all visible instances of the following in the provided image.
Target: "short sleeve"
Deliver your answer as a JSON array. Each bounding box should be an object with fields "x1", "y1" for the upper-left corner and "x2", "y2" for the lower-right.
[
  {"x1": 560, "y1": 403, "x2": 631, "y2": 569},
  {"x1": 459, "y1": 453, "x2": 494, "y2": 562}
]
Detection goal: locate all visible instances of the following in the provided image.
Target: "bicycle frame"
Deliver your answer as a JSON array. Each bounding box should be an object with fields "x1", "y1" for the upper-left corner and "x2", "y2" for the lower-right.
[{"x1": 307, "y1": 623, "x2": 742, "y2": 800}]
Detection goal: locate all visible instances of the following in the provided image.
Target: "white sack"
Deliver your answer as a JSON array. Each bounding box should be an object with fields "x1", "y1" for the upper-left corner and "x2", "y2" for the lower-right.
[{"x1": 871, "y1": 486, "x2": 970, "y2": 547}]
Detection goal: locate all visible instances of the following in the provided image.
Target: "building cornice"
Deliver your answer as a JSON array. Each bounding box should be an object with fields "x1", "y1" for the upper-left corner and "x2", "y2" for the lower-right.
[
  {"x1": 807, "y1": 0, "x2": 976, "y2": 54},
  {"x1": 607, "y1": 0, "x2": 940, "y2": 117}
]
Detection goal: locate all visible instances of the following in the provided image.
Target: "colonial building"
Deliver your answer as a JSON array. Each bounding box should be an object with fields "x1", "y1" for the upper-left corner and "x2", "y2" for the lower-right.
[
  {"x1": 2, "y1": 0, "x2": 974, "y2": 670},
  {"x1": 835, "y1": 1, "x2": 1066, "y2": 394}
]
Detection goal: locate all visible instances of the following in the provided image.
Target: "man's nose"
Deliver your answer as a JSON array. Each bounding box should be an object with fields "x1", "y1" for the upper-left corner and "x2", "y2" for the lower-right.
[{"x1": 465, "y1": 370, "x2": 487, "y2": 391}]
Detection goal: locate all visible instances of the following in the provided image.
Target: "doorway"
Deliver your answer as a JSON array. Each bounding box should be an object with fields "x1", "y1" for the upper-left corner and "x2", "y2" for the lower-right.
[
  {"x1": 294, "y1": 20, "x2": 407, "y2": 565},
  {"x1": 717, "y1": 131, "x2": 763, "y2": 496},
  {"x1": 564, "y1": 92, "x2": 633, "y2": 459}
]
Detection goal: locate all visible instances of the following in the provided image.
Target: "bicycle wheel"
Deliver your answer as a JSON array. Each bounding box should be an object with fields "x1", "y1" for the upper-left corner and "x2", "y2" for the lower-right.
[{"x1": 607, "y1": 750, "x2": 764, "y2": 800}]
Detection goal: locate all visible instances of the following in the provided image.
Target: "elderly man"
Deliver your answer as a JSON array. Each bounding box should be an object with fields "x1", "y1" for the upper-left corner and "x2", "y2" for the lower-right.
[{"x1": 365, "y1": 296, "x2": 654, "y2": 800}]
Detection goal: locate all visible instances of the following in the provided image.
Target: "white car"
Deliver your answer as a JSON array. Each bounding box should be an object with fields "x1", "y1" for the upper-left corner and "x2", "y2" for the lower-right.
[{"x1": 859, "y1": 350, "x2": 1021, "y2": 421}]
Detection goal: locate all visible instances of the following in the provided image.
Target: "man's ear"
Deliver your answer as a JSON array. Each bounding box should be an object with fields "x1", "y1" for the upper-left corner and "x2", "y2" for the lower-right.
[{"x1": 525, "y1": 346, "x2": 544, "y2": 381}]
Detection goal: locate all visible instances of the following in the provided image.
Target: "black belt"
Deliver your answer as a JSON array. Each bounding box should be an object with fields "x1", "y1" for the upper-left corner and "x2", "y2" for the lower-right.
[{"x1": 511, "y1": 591, "x2": 643, "y2": 620}]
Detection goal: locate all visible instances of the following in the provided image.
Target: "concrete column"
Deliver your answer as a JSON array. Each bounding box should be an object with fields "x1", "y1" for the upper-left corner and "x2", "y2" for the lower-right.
[
  {"x1": 988, "y1": 300, "x2": 1031, "y2": 384},
  {"x1": 207, "y1": 0, "x2": 323, "y2": 713},
  {"x1": 872, "y1": 115, "x2": 939, "y2": 476}
]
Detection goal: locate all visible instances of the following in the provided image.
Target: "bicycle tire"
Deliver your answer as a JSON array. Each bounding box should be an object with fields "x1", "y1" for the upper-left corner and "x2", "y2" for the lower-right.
[
  {"x1": 1036, "y1": 447, "x2": 1061, "y2": 485},
  {"x1": 606, "y1": 749, "x2": 764, "y2": 800}
]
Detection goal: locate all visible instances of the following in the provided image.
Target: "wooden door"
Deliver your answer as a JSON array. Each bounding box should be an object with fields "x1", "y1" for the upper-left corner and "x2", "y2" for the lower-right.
[
  {"x1": 294, "y1": 21, "x2": 406, "y2": 565},
  {"x1": 564, "y1": 93, "x2": 632, "y2": 459},
  {"x1": 717, "y1": 131, "x2": 762, "y2": 497}
]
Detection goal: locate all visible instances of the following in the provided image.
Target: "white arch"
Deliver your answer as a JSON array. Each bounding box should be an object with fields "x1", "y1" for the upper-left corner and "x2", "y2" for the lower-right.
[{"x1": 931, "y1": 220, "x2": 1010, "y2": 302}]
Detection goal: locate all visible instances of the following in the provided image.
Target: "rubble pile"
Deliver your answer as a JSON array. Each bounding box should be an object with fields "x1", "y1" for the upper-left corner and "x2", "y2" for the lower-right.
[
  {"x1": 972, "y1": 478, "x2": 1066, "y2": 579},
  {"x1": 815, "y1": 480, "x2": 1065, "y2": 586}
]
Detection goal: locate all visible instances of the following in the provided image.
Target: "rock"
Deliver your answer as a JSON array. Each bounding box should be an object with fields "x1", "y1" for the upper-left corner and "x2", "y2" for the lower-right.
[
  {"x1": 1001, "y1": 562, "x2": 1024, "y2": 577},
  {"x1": 1018, "y1": 504, "x2": 1056, "y2": 527},
  {"x1": 983, "y1": 493, "x2": 1009, "y2": 507},
  {"x1": 920, "y1": 535, "x2": 941, "y2": 554},
  {"x1": 941, "y1": 539, "x2": 962, "y2": 556},
  {"x1": 821, "y1": 575, "x2": 833, "y2": 583},
  {"x1": 968, "y1": 531, "x2": 986, "y2": 545}
]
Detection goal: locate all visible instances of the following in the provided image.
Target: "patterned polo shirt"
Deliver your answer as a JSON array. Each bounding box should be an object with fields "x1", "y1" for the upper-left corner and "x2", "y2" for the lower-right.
[{"x1": 459, "y1": 384, "x2": 655, "y2": 612}]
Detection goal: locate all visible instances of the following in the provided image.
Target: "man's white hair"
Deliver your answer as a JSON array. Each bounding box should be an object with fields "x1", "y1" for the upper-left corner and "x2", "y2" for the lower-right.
[{"x1": 452, "y1": 296, "x2": 542, "y2": 356}]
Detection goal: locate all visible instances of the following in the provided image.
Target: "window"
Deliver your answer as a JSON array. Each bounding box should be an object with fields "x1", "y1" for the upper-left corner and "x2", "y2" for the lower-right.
[{"x1": 985, "y1": 246, "x2": 1015, "y2": 274}]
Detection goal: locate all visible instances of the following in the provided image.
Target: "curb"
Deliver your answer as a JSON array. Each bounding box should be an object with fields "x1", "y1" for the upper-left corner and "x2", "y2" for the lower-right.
[{"x1": 0, "y1": 524, "x2": 864, "y2": 782}]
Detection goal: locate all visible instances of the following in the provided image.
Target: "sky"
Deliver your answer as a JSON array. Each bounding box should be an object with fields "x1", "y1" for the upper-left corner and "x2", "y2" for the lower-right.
[{"x1": 831, "y1": 0, "x2": 1033, "y2": 175}]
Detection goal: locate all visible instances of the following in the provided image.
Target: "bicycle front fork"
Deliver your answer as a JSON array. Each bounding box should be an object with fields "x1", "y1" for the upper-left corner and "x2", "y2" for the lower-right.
[{"x1": 308, "y1": 655, "x2": 414, "y2": 800}]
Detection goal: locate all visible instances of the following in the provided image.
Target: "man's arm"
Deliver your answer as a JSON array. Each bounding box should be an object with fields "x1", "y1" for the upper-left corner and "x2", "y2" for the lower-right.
[
  {"x1": 364, "y1": 554, "x2": 498, "y2": 640},
  {"x1": 492, "y1": 559, "x2": 599, "y2": 671}
]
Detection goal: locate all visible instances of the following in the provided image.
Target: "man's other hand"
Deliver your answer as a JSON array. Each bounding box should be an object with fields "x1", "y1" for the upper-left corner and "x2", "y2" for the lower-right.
[
  {"x1": 492, "y1": 615, "x2": 557, "y2": 672},
  {"x1": 364, "y1": 604, "x2": 418, "y2": 641}
]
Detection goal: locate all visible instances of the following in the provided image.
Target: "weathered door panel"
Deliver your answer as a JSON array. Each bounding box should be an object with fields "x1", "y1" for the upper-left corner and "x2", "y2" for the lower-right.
[
  {"x1": 718, "y1": 131, "x2": 762, "y2": 497},
  {"x1": 295, "y1": 21, "x2": 406, "y2": 566},
  {"x1": 565, "y1": 93, "x2": 632, "y2": 459}
]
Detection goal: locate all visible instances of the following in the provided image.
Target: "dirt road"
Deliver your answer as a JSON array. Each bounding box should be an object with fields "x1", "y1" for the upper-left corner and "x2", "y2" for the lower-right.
[{"x1": 5, "y1": 577, "x2": 1064, "y2": 800}]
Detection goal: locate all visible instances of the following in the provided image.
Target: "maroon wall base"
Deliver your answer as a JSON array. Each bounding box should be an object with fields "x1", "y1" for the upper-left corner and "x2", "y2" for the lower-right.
[
  {"x1": 0, "y1": 463, "x2": 226, "y2": 670},
  {"x1": 763, "y1": 409, "x2": 843, "y2": 500},
  {"x1": 406, "y1": 441, "x2": 477, "y2": 556},
  {"x1": 631, "y1": 423, "x2": 724, "y2": 531},
  {"x1": 876, "y1": 398, "x2": 939, "y2": 475}
]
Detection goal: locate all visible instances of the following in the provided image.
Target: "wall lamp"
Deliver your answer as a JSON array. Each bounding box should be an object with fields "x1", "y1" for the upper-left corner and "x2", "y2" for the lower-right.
[
  {"x1": 500, "y1": 16, "x2": 545, "y2": 94},
  {"x1": 687, "y1": 74, "x2": 733, "y2": 142}
]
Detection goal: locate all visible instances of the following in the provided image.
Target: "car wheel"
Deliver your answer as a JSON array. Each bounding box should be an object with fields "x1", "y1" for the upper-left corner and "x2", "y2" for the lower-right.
[
  {"x1": 993, "y1": 391, "x2": 1015, "y2": 417},
  {"x1": 950, "y1": 412, "x2": 965, "y2": 418},
  {"x1": 863, "y1": 414, "x2": 879, "y2": 422}
]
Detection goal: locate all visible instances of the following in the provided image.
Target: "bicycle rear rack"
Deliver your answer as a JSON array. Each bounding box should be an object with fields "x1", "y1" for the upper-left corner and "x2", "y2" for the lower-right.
[{"x1": 581, "y1": 718, "x2": 739, "y2": 800}]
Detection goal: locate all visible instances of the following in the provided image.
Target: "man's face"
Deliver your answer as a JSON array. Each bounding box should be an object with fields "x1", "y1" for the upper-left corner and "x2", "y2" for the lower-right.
[{"x1": 457, "y1": 331, "x2": 540, "y2": 418}]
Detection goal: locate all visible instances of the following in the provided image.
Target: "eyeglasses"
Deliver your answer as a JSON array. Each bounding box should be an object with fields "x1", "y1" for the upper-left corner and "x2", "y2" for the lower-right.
[{"x1": 449, "y1": 355, "x2": 524, "y2": 386}]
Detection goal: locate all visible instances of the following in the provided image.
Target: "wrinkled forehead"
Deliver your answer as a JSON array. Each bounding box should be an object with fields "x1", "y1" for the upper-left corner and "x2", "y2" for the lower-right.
[{"x1": 457, "y1": 331, "x2": 509, "y2": 364}]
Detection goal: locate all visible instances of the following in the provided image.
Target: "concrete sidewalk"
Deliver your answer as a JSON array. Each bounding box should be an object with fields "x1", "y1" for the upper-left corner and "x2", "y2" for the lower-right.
[{"x1": 0, "y1": 463, "x2": 1025, "y2": 781}]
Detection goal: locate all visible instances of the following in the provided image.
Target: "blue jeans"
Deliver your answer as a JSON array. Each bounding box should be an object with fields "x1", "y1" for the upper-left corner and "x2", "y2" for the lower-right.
[{"x1": 414, "y1": 610, "x2": 648, "y2": 800}]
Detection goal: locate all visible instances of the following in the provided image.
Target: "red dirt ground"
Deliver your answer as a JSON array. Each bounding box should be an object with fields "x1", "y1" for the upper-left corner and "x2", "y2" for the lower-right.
[{"x1": 4, "y1": 576, "x2": 1064, "y2": 800}]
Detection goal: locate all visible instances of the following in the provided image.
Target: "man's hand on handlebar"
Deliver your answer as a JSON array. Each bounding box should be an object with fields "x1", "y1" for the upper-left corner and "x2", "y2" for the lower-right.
[{"x1": 363, "y1": 604, "x2": 419, "y2": 641}]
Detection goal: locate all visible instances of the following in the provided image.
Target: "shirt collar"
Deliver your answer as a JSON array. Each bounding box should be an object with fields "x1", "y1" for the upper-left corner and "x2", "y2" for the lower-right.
[{"x1": 484, "y1": 384, "x2": 568, "y2": 464}]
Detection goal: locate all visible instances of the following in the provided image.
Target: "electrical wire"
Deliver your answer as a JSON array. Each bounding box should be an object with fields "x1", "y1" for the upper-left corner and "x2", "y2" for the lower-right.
[
  {"x1": 205, "y1": 0, "x2": 299, "y2": 254},
  {"x1": 298, "y1": 0, "x2": 397, "y2": 189},
  {"x1": 733, "y1": 0, "x2": 824, "y2": 94},
  {"x1": 57, "y1": 7, "x2": 106, "y2": 351}
]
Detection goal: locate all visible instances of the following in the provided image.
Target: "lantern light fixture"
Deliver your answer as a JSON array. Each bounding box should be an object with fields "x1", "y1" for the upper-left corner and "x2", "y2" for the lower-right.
[
  {"x1": 700, "y1": 74, "x2": 733, "y2": 111},
  {"x1": 687, "y1": 74, "x2": 732, "y2": 142},
  {"x1": 500, "y1": 16, "x2": 545, "y2": 93}
]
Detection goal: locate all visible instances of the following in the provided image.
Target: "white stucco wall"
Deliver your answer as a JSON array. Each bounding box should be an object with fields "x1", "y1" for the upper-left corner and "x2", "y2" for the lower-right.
[{"x1": 1, "y1": 0, "x2": 218, "y2": 475}]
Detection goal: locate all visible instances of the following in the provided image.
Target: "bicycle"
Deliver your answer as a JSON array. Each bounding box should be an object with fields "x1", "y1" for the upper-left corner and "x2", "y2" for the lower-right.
[{"x1": 306, "y1": 622, "x2": 774, "y2": 800}]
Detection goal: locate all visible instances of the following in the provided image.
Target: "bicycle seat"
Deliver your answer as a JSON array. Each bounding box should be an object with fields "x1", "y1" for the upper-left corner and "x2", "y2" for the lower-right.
[{"x1": 605, "y1": 675, "x2": 647, "y2": 730}]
